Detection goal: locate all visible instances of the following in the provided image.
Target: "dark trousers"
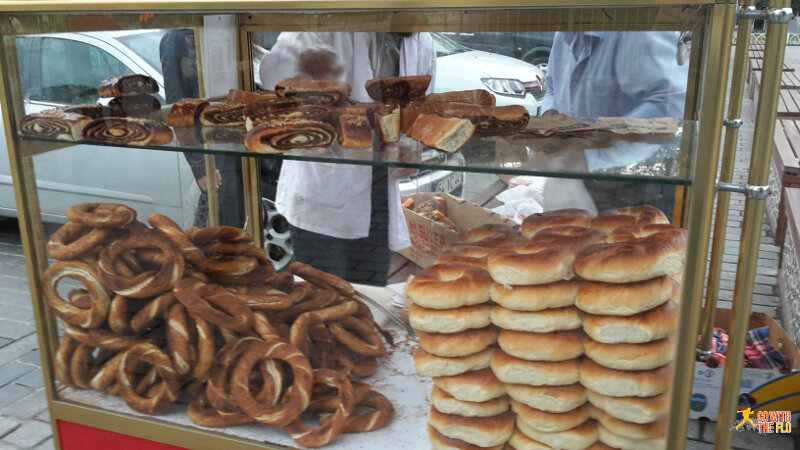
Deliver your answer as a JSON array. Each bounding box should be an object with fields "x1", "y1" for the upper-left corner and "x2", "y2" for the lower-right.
[
  {"x1": 289, "y1": 166, "x2": 391, "y2": 286},
  {"x1": 583, "y1": 179, "x2": 676, "y2": 222}
]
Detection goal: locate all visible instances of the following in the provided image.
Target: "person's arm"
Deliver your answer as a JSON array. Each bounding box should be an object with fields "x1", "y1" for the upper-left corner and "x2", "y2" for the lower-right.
[{"x1": 540, "y1": 32, "x2": 563, "y2": 115}]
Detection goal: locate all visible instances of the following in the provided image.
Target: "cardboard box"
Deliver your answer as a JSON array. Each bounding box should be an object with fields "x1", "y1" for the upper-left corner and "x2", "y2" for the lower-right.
[
  {"x1": 399, "y1": 192, "x2": 516, "y2": 268},
  {"x1": 690, "y1": 309, "x2": 800, "y2": 421}
]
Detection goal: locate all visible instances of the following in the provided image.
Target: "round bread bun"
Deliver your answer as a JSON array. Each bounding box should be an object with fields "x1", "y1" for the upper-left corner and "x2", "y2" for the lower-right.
[
  {"x1": 414, "y1": 347, "x2": 495, "y2": 377},
  {"x1": 433, "y1": 368, "x2": 507, "y2": 402},
  {"x1": 586, "y1": 390, "x2": 669, "y2": 424},
  {"x1": 490, "y1": 282, "x2": 577, "y2": 311},
  {"x1": 491, "y1": 305, "x2": 582, "y2": 332},
  {"x1": 506, "y1": 383, "x2": 587, "y2": 413},
  {"x1": 590, "y1": 206, "x2": 669, "y2": 235},
  {"x1": 498, "y1": 330, "x2": 583, "y2": 362},
  {"x1": 410, "y1": 303, "x2": 492, "y2": 333},
  {"x1": 491, "y1": 350, "x2": 580, "y2": 386},
  {"x1": 507, "y1": 426, "x2": 552, "y2": 449},
  {"x1": 512, "y1": 400, "x2": 590, "y2": 433},
  {"x1": 583, "y1": 300, "x2": 678, "y2": 343},
  {"x1": 406, "y1": 264, "x2": 492, "y2": 309},
  {"x1": 584, "y1": 337, "x2": 675, "y2": 370},
  {"x1": 428, "y1": 406, "x2": 515, "y2": 448},
  {"x1": 574, "y1": 227, "x2": 687, "y2": 283},
  {"x1": 435, "y1": 245, "x2": 493, "y2": 270},
  {"x1": 521, "y1": 209, "x2": 595, "y2": 239},
  {"x1": 487, "y1": 242, "x2": 575, "y2": 286},
  {"x1": 576, "y1": 276, "x2": 678, "y2": 316},
  {"x1": 590, "y1": 407, "x2": 667, "y2": 440},
  {"x1": 516, "y1": 419, "x2": 598, "y2": 450},
  {"x1": 428, "y1": 424, "x2": 505, "y2": 450},
  {"x1": 586, "y1": 443, "x2": 618, "y2": 450},
  {"x1": 597, "y1": 424, "x2": 666, "y2": 450},
  {"x1": 458, "y1": 224, "x2": 520, "y2": 244},
  {"x1": 431, "y1": 386, "x2": 510, "y2": 417},
  {"x1": 418, "y1": 327, "x2": 498, "y2": 357},
  {"x1": 579, "y1": 359, "x2": 672, "y2": 397}
]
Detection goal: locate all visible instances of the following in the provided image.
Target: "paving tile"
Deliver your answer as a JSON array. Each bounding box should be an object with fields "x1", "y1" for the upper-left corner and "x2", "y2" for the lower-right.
[
  {"x1": 0, "y1": 415, "x2": 21, "y2": 438},
  {"x1": 34, "y1": 409, "x2": 49, "y2": 423},
  {"x1": 0, "y1": 390, "x2": 48, "y2": 420},
  {"x1": 0, "y1": 361, "x2": 35, "y2": 387},
  {"x1": 0, "y1": 338, "x2": 11, "y2": 349},
  {"x1": 0, "y1": 335, "x2": 40, "y2": 366},
  {"x1": 0, "y1": 320, "x2": 36, "y2": 340},
  {"x1": 0, "y1": 305, "x2": 32, "y2": 324},
  {"x1": 686, "y1": 440, "x2": 715, "y2": 449},
  {"x1": 14, "y1": 368, "x2": 44, "y2": 389},
  {"x1": 2, "y1": 420, "x2": 52, "y2": 448},
  {"x1": 33, "y1": 438, "x2": 54, "y2": 450},
  {"x1": 0, "y1": 383, "x2": 34, "y2": 410},
  {"x1": 17, "y1": 350, "x2": 40, "y2": 367}
]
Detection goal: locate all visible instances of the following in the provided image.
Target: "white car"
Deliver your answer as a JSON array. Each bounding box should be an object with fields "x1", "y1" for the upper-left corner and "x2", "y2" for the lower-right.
[{"x1": 432, "y1": 32, "x2": 545, "y2": 116}]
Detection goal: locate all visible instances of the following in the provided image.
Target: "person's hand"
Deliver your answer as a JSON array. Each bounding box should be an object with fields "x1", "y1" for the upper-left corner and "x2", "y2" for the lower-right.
[
  {"x1": 297, "y1": 48, "x2": 343, "y2": 80},
  {"x1": 197, "y1": 169, "x2": 222, "y2": 192}
]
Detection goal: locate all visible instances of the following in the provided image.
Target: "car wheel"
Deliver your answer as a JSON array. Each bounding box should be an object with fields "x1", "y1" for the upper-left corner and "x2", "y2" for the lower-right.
[{"x1": 261, "y1": 198, "x2": 293, "y2": 272}]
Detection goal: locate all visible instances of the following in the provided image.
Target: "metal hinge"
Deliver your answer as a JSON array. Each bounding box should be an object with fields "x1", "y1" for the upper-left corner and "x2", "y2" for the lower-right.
[
  {"x1": 716, "y1": 181, "x2": 771, "y2": 199},
  {"x1": 737, "y1": 7, "x2": 795, "y2": 23},
  {"x1": 724, "y1": 118, "x2": 743, "y2": 128}
]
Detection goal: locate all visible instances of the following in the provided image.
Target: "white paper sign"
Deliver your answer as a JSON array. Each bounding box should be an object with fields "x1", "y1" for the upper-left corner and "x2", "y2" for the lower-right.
[{"x1": 202, "y1": 14, "x2": 238, "y2": 98}]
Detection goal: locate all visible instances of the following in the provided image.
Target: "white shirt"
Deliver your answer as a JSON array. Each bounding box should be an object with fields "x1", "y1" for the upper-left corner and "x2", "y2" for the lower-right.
[{"x1": 260, "y1": 33, "x2": 436, "y2": 251}]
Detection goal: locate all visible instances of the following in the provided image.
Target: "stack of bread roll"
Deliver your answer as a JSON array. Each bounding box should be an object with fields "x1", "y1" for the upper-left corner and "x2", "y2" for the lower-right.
[{"x1": 407, "y1": 261, "x2": 515, "y2": 449}]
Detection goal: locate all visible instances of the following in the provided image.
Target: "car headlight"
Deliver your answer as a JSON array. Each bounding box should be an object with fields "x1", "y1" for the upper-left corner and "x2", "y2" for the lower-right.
[{"x1": 481, "y1": 78, "x2": 527, "y2": 98}]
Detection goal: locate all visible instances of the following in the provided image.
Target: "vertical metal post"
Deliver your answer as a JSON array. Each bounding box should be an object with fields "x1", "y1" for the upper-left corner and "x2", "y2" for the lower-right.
[
  {"x1": 699, "y1": 0, "x2": 754, "y2": 354},
  {"x1": 666, "y1": 4, "x2": 737, "y2": 448},
  {"x1": 714, "y1": 2, "x2": 790, "y2": 448},
  {"x1": 194, "y1": 26, "x2": 220, "y2": 226}
]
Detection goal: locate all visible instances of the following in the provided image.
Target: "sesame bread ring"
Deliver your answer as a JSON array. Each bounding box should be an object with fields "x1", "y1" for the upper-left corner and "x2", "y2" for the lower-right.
[
  {"x1": 418, "y1": 327, "x2": 498, "y2": 358},
  {"x1": 428, "y1": 424, "x2": 505, "y2": 450},
  {"x1": 414, "y1": 347, "x2": 496, "y2": 377},
  {"x1": 174, "y1": 279, "x2": 254, "y2": 333},
  {"x1": 583, "y1": 300, "x2": 679, "y2": 344},
  {"x1": 576, "y1": 276, "x2": 678, "y2": 316},
  {"x1": 406, "y1": 264, "x2": 493, "y2": 309},
  {"x1": 66, "y1": 203, "x2": 136, "y2": 229},
  {"x1": 185, "y1": 225, "x2": 254, "y2": 246},
  {"x1": 410, "y1": 303, "x2": 492, "y2": 334},
  {"x1": 506, "y1": 383, "x2": 587, "y2": 413},
  {"x1": 117, "y1": 343, "x2": 182, "y2": 415},
  {"x1": 148, "y1": 213, "x2": 204, "y2": 265},
  {"x1": 433, "y1": 368, "x2": 507, "y2": 402},
  {"x1": 521, "y1": 209, "x2": 595, "y2": 239},
  {"x1": 498, "y1": 330, "x2": 583, "y2": 362},
  {"x1": 516, "y1": 419, "x2": 598, "y2": 450},
  {"x1": 46, "y1": 222, "x2": 111, "y2": 260},
  {"x1": 590, "y1": 205, "x2": 669, "y2": 235},
  {"x1": 43, "y1": 260, "x2": 110, "y2": 329},
  {"x1": 283, "y1": 369, "x2": 355, "y2": 448},
  {"x1": 435, "y1": 245, "x2": 493, "y2": 270},
  {"x1": 431, "y1": 386, "x2": 510, "y2": 417},
  {"x1": 586, "y1": 390, "x2": 669, "y2": 424},
  {"x1": 491, "y1": 306, "x2": 582, "y2": 332},
  {"x1": 328, "y1": 315, "x2": 387, "y2": 357},
  {"x1": 584, "y1": 337, "x2": 676, "y2": 371},
  {"x1": 491, "y1": 350, "x2": 579, "y2": 386},
  {"x1": 574, "y1": 227, "x2": 687, "y2": 283},
  {"x1": 489, "y1": 282, "x2": 577, "y2": 311},
  {"x1": 429, "y1": 407, "x2": 515, "y2": 448},
  {"x1": 512, "y1": 401, "x2": 590, "y2": 433},
  {"x1": 579, "y1": 359, "x2": 672, "y2": 398}
]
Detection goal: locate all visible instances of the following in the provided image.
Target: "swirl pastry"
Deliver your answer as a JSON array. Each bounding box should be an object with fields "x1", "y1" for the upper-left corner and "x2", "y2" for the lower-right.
[
  {"x1": 227, "y1": 89, "x2": 279, "y2": 104},
  {"x1": 275, "y1": 78, "x2": 352, "y2": 106},
  {"x1": 337, "y1": 114, "x2": 373, "y2": 148},
  {"x1": 166, "y1": 98, "x2": 210, "y2": 127},
  {"x1": 374, "y1": 104, "x2": 400, "y2": 142},
  {"x1": 245, "y1": 119, "x2": 336, "y2": 153},
  {"x1": 83, "y1": 117, "x2": 173, "y2": 146},
  {"x1": 365, "y1": 75, "x2": 431, "y2": 103},
  {"x1": 426, "y1": 89, "x2": 496, "y2": 106},
  {"x1": 422, "y1": 103, "x2": 530, "y2": 136},
  {"x1": 98, "y1": 73, "x2": 159, "y2": 98},
  {"x1": 199, "y1": 103, "x2": 246, "y2": 127},
  {"x1": 20, "y1": 110, "x2": 91, "y2": 141},
  {"x1": 245, "y1": 105, "x2": 332, "y2": 131},
  {"x1": 109, "y1": 94, "x2": 161, "y2": 118}
]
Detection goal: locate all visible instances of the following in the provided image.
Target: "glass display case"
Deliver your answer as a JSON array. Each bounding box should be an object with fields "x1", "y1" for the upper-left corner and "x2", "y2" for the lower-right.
[{"x1": 0, "y1": 1, "x2": 765, "y2": 449}]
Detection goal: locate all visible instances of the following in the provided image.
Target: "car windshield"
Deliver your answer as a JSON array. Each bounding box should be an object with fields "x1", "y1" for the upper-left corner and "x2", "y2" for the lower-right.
[
  {"x1": 115, "y1": 30, "x2": 167, "y2": 75},
  {"x1": 432, "y1": 32, "x2": 472, "y2": 57}
]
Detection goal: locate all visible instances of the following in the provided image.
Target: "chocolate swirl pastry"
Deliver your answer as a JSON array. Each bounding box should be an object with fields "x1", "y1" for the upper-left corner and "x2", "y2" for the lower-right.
[
  {"x1": 374, "y1": 104, "x2": 400, "y2": 143},
  {"x1": 422, "y1": 103, "x2": 530, "y2": 136},
  {"x1": 83, "y1": 117, "x2": 174, "y2": 146},
  {"x1": 245, "y1": 105, "x2": 332, "y2": 131},
  {"x1": 337, "y1": 114, "x2": 373, "y2": 148},
  {"x1": 20, "y1": 110, "x2": 91, "y2": 141},
  {"x1": 244, "y1": 120, "x2": 336, "y2": 154},
  {"x1": 199, "y1": 103, "x2": 246, "y2": 127},
  {"x1": 109, "y1": 94, "x2": 162, "y2": 118},
  {"x1": 166, "y1": 99, "x2": 210, "y2": 127},
  {"x1": 99, "y1": 74, "x2": 159, "y2": 98},
  {"x1": 365, "y1": 75, "x2": 432, "y2": 103},
  {"x1": 62, "y1": 104, "x2": 112, "y2": 119},
  {"x1": 426, "y1": 89, "x2": 497, "y2": 106},
  {"x1": 274, "y1": 78, "x2": 352, "y2": 106}
]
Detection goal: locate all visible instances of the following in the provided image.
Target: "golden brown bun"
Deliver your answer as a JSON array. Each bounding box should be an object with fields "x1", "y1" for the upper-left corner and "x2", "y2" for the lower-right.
[
  {"x1": 428, "y1": 424, "x2": 506, "y2": 450},
  {"x1": 591, "y1": 408, "x2": 667, "y2": 440},
  {"x1": 428, "y1": 407, "x2": 515, "y2": 448},
  {"x1": 337, "y1": 113, "x2": 373, "y2": 148},
  {"x1": 407, "y1": 264, "x2": 493, "y2": 309},
  {"x1": 521, "y1": 209, "x2": 595, "y2": 239},
  {"x1": 507, "y1": 426, "x2": 552, "y2": 449},
  {"x1": 597, "y1": 424, "x2": 666, "y2": 450},
  {"x1": 414, "y1": 347, "x2": 496, "y2": 377},
  {"x1": 590, "y1": 206, "x2": 669, "y2": 235},
  {"x1": 583, "y1": 300, "x2": 678, "y2": 343},
  {"x1": 487, "y1": 243, "x2": 575, "y2": 286},
  {"x1": 433, "y1": 368, "x2": 507, "y2": 402},
  {"x1": 418, "y1": 327, "x2": 498, "y2": 358},
  {"x1": 498, "y1": 330, "x2": 583, "y2": 362},
  {"x1": 490, "y1": 282, "x2": 577, "y2": 311},
  {"x1": 574, "y1": 228, "x2": 687, "y2": 283},
  {"x1": 579, "y1": 359, "x2": 672, "y2": 397},
  {"x1": 506, "y1": 383, "x2": 587, "y2": 413},
  {"x1": 584, "y1": 337, "x2": 675, "y2": 371},
  {"x1": 491, "y1": 350, "x2": 580, "y2": 386},
  {"x1": 410, "y1": 303, "x2": 492, "y2": 334},
  {"x1": 426, "y1": 89, "x2": 496, "y2": 106},
  {"x1": 456, "y1": 224, "x2": 521, "y2": 246},
  {"x1": 517, "y1": 419, "x2": 598, "y2": 450},
  {"x1": 512, "y1": 401, "x2": 590, "y2": 433},
  {"x1": 586, "y1": 390, "x2": 669, "y2": 424},
  {"x1": 491, "y1": 306, "x2": 582, "y2": 333},
  {"x1": 576, "y1": 276, "x2": 678, "y2": 316},
  {"x1": 431, "y1": 386, "x2": 510, "y2": 417},
  {"x1": 407, "y1": 113, "x2": 476, "y2": 153},
  {"x1": 435, "y1": 245, "x2": 493, "y2": 270},
  {"x1": 586, "y1": 442, "x2": 618, "y2": 450}
]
